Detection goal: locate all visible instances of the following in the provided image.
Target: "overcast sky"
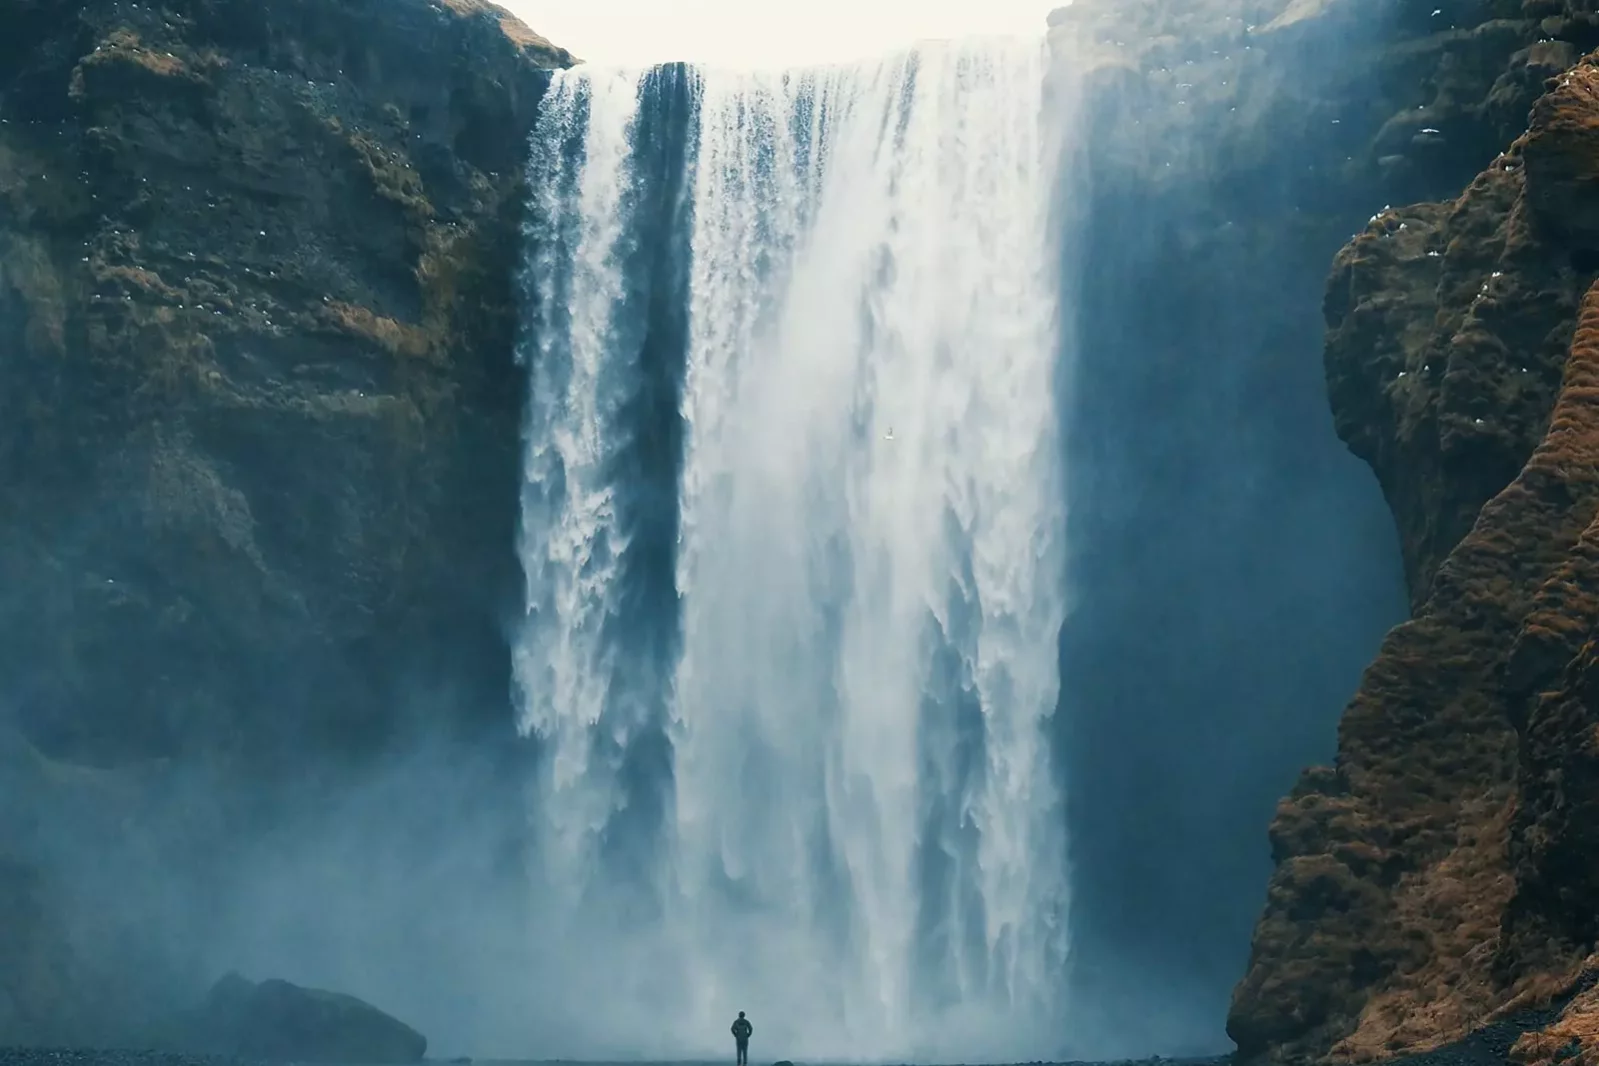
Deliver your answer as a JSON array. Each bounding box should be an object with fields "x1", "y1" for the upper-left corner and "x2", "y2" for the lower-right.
[{"x1": 501, "y1": 0, "x2": 1060, "y2": 68}]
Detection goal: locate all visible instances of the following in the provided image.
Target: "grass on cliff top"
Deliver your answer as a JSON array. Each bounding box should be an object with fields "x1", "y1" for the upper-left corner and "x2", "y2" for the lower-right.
[{"x1": 434, "y1": 0, "x2": 574, "y2": 64}]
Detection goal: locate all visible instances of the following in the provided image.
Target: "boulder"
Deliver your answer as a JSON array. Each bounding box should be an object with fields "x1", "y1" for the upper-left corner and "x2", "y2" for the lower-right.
[{"x1": 182, "y1": 972, "x2": 427, "y2": 1063}]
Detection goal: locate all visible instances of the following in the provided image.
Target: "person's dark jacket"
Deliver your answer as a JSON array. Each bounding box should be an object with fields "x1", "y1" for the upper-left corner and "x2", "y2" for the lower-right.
[{"x1": 732, "y1": 1018, "x2": 753, "y2": 1042}]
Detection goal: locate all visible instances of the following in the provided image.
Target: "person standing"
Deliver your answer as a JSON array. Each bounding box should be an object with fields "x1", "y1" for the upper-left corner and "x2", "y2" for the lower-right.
[{"x1": 731, "y1": 1011, "x2": 753, "y2": 1066}]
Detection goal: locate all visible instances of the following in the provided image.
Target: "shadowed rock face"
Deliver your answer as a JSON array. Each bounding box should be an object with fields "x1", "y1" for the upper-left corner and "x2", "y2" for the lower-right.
[
  {"x1": 1228, "y1": 45, "x2": 1599, "y2": 1066},
  {"x1": 1045, "y1": 0, "x2": 1599, "y2": 1050},
  {"x1": 1050, "y1": 0, "x2": 1599, "y2": 1060},
  {"x1": 1046, "y1": 2, "x2": 1414, "y2": 1043},
  {"x1": 179, "y1": 972, "x2": 428, "y2": 1062},
  {"x1": 0, "y1": 0, "x2": 571, "y2": 1043},
  {"x1": 0, "y1": 0, "x2": 568, "y2": 773}
]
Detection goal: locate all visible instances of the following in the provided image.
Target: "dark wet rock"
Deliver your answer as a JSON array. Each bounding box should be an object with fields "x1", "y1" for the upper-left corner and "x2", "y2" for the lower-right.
[
  {"x1": 173, "y1": 972, "x2": 426, "y2": 1063},
  {"x1": 0, "y1": 0, "x2": 572, "y2": 1047},
  {"x1": 0, "y1": 0, "x2": 569, "y2": 774}
]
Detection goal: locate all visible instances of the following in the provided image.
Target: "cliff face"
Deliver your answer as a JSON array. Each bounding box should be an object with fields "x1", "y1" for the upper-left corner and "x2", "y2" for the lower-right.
[
  {"x1": 1045, "y1": 0, "x2": 1596, "y2": 1045},
  {"x1": 0, "y1": 0, "x2": 570, "y2": 1042},
  {"x1": 1219, "y1": 17, "x2": 1599, "y2": 1066},
  {"x1": 1052, "y1": 0, "x2": 1599, "y2": 1059},
  {"x1": 0, "y1": 0, "x2": 568, "y2": 769}
]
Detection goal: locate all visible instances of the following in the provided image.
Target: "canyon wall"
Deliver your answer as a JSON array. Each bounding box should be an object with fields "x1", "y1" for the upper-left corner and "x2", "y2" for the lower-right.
[
  {"x1": 9, "y1": 0, "x2": 1599, "y2": 1056},
  {"x1": 0, "y1": 0, "x2": 570, "y2": 770},
  {"x1": 1234, "y1": 37, "x2": 1599, "y2": 1066},
  {"x1": 0, "y1": 0, "x2": 571, "y2": 1042},
  {"x1": 1051, "y1": 0, "x2": 1599, "y2": 1058}
]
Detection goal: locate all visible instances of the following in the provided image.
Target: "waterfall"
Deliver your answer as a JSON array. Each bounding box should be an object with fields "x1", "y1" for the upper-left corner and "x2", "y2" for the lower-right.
[
  {"x1": 517, "y1": 38, "x2": 1079, "y2": 1061},
  {"x1": 517, "y1": 67, "x2": 645, "y2": 913}
]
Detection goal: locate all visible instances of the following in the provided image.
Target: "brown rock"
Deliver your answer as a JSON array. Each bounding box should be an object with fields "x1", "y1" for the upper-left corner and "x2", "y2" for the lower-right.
[
  {"x1": 1512, "y1": 970, "x2": 1599, "y2": 1066},
  {"x1": 1523, "y1": 63, "x2": 1599, "y2": 249},
  {"x1": 1231, "y1": 50, "x2": 1599, "y2": 1066}
]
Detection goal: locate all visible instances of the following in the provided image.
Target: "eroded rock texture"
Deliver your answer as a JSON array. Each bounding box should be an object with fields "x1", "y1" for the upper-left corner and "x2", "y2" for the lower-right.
[
  {"x1": 1230, "y1": 49, "x2": 1599, "y2": 1066},
  {"x1": 0, "y1": 0, "x2": 568, "y2": 771},
  {"x1": 0, "y1": 0, "x2": 570, "y2": 1042}
]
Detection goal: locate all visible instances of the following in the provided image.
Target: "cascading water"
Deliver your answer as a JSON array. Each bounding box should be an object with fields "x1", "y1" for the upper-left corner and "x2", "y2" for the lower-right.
[
  {"x1": 517, "y1": 67, "x2": 646, "y2": 917},
  {"x1": 516, "y1": 37, "x2": 1081, "y2": 1062}
]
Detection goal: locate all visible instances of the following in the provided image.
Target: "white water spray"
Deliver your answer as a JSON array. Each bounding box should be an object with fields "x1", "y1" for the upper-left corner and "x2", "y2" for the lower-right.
[
  {"x1": 518, "y1": 38, "x2": 1080, "y2": 1061},
  {"x1": 516, "y1": 67, "x2": 648, "y2": 910}
]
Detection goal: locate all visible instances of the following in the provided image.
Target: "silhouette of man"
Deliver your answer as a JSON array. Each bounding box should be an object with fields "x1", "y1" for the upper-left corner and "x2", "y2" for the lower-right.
[{"x1": 731, "y1": 1011, "x2": 753, "y2": 1066}]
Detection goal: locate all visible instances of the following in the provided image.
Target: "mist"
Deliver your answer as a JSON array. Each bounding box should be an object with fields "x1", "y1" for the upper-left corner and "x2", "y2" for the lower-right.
[
  {"x1": 1051, "y1": 5, "x2": 1410, "y2": 1055},
  {"x1": 0, "y1": 696, "x2": 535, "y2": 1054}
]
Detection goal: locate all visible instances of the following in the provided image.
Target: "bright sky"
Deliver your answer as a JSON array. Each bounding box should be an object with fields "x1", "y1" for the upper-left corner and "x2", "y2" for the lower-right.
[{"x1": 501, "y1": 0, "x2": 1061, "y2": 69}]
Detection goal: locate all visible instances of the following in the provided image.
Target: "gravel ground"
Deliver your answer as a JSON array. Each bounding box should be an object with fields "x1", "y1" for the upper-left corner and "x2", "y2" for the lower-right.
[
  {"x1": 0, "y1": 1001, "x2": 1588, "y2": 1066},
  {"x1": 1382, "y1": 1014, "x2": 1564, "y2": 1066},
  {"x1": 0, "y1": 1052, "x2": 257, "y2": 1066},
  {"x1": 1383, "y1": 974, "x2": 1599, "y2": 1066}
]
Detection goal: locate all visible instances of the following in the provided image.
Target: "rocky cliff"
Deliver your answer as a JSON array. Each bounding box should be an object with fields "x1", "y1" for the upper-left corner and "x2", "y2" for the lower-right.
[
  {"x1": 1230, "y1": 56, "x2": 1599, "y2": 1059},
  {"x1": 13, "y1": 0, "x2": 1599, "y2": 1057},
  {"x1": 1052, "y1": 0, "x2": 1599, "y2": 1061},
  {"x1": 0, "y1": 0, "x2": 568, "y2": 771},
  {"x1": 1070, "y1": 3, "x2": 1599, "y2": 1064},
  {"x1": 1237, "y1": 47, "x2": 1599, "y2": 1064},
  {"x1": 0, "y1": 0, "x2": 570, "y2": 1043},
  {"x1": 1047, "y1": 0, "x2": 1586, "y2": 1044}
]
